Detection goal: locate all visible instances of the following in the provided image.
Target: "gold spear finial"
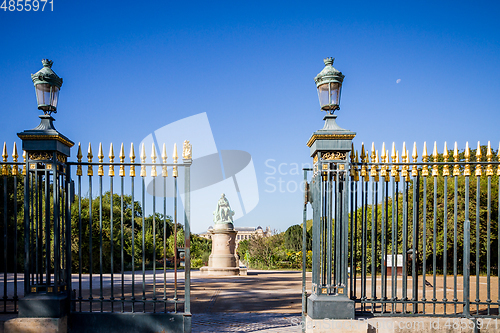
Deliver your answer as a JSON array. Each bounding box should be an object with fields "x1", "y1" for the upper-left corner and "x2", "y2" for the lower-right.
[
  {"x1": 119, "y1": 143, "x2": 125, "y2": 177},
  {"x1": 486, "y1": 141, "x2": 493, "y2": 176},
  {"x1": 129, "y1": 143, "x2": 136, "y2": 177},
  {"x1": 422, "y1": 142, "x2": 429, "y2": 176},
  {"x1": 401, "y1": 142, "x2": 408, "y2": 178},
  {"x1": 11, "y1": 143, "x2": 18, "y2": 176},
  {"x1": 380, "y1": 143, "x2": 387, "y2": 178},
  {"x1": 452, "y1": 142, "x2": 459, "y2": 176},
  {"x1": 87, "y1": 143, "x2": 93, "y2": 176},
  {"x1": 108, "y1": 143, "x2": 115, "y2": 177},
  {"x1": 76, "y1": 143, "x2": 83, "y2": 176},
  {"x1": 391, "y1": 142, "x2": 399, "y2": 180},
  {"x1": 151, "y1": 142, "x2": 157, "y2": 177},
  {"x1": 370, "y1": 142, "x2": 378, "y2": 180},
  {"x1": 2, "y1": 143, "x2": 7, "y2": 176},
  {"x1": 360, "y1": 143, "x2": 368, "y2": 180},
  {"x1": 411, "y1": 142, "x2": 418, "y2": 177},
  {"x1": 443, "y1": 142, "x2": 449, "y2": 176},
  {"x1": 431, "y1": 141, "x2": 438, "y2": 177},
  {"x1": 475, "y1": 141, "x2": 482, "y2": 176},
  {"x1": 140, "y1": 143, "x2": 147, "y2": 177},
  {"x1": 98, "y1": 143, "x2": 104, "y2": 176},
  {"x1": 22, "y1": 150, "x2": 26, "y2": 176},
  {"x1": 162, "y1": 143, "x2": 168, "y2": 177},
  {"x1": 350, "y1": 143, "x2": 357, "y2": 180},
  {"x1": 464, "y1": 142, "x2": 471, "y2": 176},
  {"x1": 173, "y1": 143, "x2": 178, "y2": 177}
]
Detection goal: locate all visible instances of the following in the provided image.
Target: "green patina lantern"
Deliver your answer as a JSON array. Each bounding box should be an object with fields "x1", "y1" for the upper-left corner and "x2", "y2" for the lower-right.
[
  {"x1": 314, "y1": 57, "x2": 344, "y2": 113},
  {"x1": 31, "y1": 59, "x2": 63, "y2": 114}
]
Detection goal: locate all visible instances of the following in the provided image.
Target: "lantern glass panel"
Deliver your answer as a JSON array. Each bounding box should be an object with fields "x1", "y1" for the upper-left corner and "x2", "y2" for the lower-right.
[
  {"x1": 318, "y1": 83, "x2": 330, "y2": 108},
  {"x1": 35, "y1": 83, "x2": 59, "y2": 111}
]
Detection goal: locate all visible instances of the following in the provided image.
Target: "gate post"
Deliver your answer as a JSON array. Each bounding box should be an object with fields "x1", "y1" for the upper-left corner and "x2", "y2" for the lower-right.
[
  {"x1": 17, "y1": 60, "x2": 73, "y2": 318},
  {"x1": 306, "y1": 58, "x2": 356, "y2": 319}
]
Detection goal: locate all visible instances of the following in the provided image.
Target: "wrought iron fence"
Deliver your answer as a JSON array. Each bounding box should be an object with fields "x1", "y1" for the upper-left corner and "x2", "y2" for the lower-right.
[
  {"x1": 0, "y1": 141, "x2": 192, "y2": 317},
  {"x1": 347, "y1": 141, "x2": 500, "y2": 317}
]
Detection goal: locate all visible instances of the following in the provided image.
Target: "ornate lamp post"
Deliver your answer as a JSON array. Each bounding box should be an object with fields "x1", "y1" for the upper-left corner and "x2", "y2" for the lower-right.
[
  {"x1": 306, "y1": 58, "x2": 355, "y2": 319},
  {"x1": 314, "y1": 57, "x2": 344, "y2": 113},
  {"x1": 17, "y1": 60, "x2": 73, "y2": 318}
]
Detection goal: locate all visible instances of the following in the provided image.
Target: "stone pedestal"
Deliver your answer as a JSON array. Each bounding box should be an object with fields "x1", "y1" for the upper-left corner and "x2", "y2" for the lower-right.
[{"x1": 200, "y1": 223, "x2": 246, "y2": 276}]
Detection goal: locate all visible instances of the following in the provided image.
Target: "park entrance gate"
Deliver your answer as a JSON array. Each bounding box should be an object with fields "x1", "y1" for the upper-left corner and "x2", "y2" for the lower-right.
[{"x1": 1, "y1": 112, "x2": 193, "y2": 333}]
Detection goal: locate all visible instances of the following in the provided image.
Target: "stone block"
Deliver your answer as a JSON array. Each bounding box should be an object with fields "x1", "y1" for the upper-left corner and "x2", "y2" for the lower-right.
[{"x1": 4, "y1": 317, "x2": 67, "y2": 333}]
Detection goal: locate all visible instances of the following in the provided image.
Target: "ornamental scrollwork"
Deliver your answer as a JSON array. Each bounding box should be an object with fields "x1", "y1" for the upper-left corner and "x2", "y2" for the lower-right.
[
  {"x1": 183, "y1": 140, "x2": 192, "y2": 159},
  {"x1": 29, "y1": 152, "x2": 52, "y2": 161},
  {"x1": 322, "y1": 152, "x2": 347, "y2": 160}
]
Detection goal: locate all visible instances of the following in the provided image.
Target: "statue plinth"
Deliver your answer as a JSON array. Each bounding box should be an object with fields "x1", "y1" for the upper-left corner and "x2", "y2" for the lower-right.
[{"x1": 200, "y1": 222, "x2": 247, "y2": 276}]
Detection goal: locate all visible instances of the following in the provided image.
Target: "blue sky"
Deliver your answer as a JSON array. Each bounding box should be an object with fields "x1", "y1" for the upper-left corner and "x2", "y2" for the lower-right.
[{"x1": 1, "y1": 1, "x2": 499, "y2": 233}]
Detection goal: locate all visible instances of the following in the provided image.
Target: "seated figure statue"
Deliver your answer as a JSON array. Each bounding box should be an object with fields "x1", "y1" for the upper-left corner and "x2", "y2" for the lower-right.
[{"x1": 213, "y1": 193, "x2": 235, "y2": 224}]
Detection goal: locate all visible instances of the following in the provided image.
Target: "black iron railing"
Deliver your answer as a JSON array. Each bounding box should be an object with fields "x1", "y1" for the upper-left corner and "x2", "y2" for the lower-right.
[{"x1": 347, "y1": 142, "x2": 500, "y2": 317}]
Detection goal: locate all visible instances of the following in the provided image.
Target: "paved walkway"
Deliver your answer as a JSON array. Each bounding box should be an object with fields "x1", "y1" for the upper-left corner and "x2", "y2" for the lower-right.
[
  {"x1": 189, "y1": 270, "x2": 307, "y2": 332},
  {"x1": 192, "y1": 313, "x2": 302, "y2": 332}
]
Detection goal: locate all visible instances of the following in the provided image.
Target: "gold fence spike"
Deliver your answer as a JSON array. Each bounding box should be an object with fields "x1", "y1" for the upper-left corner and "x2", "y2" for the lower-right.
[
  {"x1": 464, "y1": 142, "x2": 471, "y2": 176},
  {"x1": 411, "y1": 142, "x2": 418, "y2": 176},
  {"x1": 380, "y1": 143, "x2": 387, "y2": 178},
  {"x1": 370, "y1": 143, "x2": 376, "y2": 177},
  {"x1": 3, "y1": 143, "x2": 9, "y2": 176},
  {"x1": 421, "y1": 142, "x2": 429, "y2": 177},
  {"x1": 173, "y1": 143, "x2": 178, "y2": 178},
  {"x1": 486, "y1": 141, "x2": 493, "y2": 176},
  {"x1": 475, "y1": 141, "x2": 482, "y2": 176},
  {"x1": 432, "y1": 141, "x2": 439, "y2": 177},
  {"x1": 76, "y1": 143, "x2": 83, "y2": 176},
  {"x1": 384, "y1": 149, "x2": 390, "y2": 181},
  {"x1": 140, "y1": 143, "x2": 147, "y2": 177},
  {"x1": 2, "y1": 142, "x2": 7, "y2": 161},
  {"x1": 401, "y1": 142, "x2": 408, "y2": 178},
  {"x1": 452, "y1": 142, "x2": 460, "y2": 176},
  {"x1": 129, "y1": 143, "x2": 136, "y2": 177},
  {"x1": 118, "y1": 142, "x2": 125, "y2": 177},
  {"x1": 22, "y1": 150, "x2": 26, "y2": 176},
  {"x1": 87, "y1": 143, "x2": 93, "y2": 176},
  {"x1": 443, "y1": 142, "x2": 449, "y2": 176},
  {"x1": 162, "y1": 143, "x2": 168, "y2": 177},
  {"x1": 119, "y1": 143, "x2": 125, "y2": 177},
  {"x1": 353, "y1": 150, "x2": 359, "y2": 181},
  {"x1": 360, "y1": 143, "x2": 368, "y2": 180},
  {"x1": 391, "y1": 142, "x2": 399, "y2": 178},
  {"x1": 11, "y1": 143, "x2": 18, "y2": 176},
  {"x1": 98, "y1": 143, "x2": 104, "y2": 176},
  {"x1": 151, "y1": 143, "x2": 157, "y2": 177},
  {"x1": 109, "y1": 143, "x2": 115, "y2": 177}
]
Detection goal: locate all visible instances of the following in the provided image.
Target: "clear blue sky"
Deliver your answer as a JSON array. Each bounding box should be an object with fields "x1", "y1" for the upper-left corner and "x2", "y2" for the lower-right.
[{"x1": 1, "y1": 1, "x2": 499, "y2": 233}]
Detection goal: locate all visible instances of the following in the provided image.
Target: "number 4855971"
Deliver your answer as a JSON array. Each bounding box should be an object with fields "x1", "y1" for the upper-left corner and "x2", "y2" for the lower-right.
[{"x1": 1, "y1": 0, "x2": 53, "y2": 11}]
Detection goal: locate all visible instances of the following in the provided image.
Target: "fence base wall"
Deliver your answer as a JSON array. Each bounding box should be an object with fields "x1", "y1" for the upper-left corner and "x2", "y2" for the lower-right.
[
  {"x1": 4, "y1": 316, "x2": 67, "y2": 333},
  {"x1": 69, "y1": 312, "x2": 190, "y2": 333},
  {"x1": 305, "y1": 316, "x2": 500, "y2": 333}
]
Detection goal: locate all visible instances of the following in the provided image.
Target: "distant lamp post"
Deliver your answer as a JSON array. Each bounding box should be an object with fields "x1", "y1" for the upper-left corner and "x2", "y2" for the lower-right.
[
  {"x1": 314, "y1": 57, "x2": 344, "y2": 113},
  {"x1": 31, "y1": 59, "x2": 63, "y2": 114}
]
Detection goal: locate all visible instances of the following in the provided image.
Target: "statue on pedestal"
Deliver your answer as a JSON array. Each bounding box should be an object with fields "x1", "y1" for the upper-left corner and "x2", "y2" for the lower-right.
[
  {"x1": 201, "y1": 193, "x2": 246, "y2": 276},
  {"x1": 213, "y1": 193, "x2": 234, "y2": 224}
]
